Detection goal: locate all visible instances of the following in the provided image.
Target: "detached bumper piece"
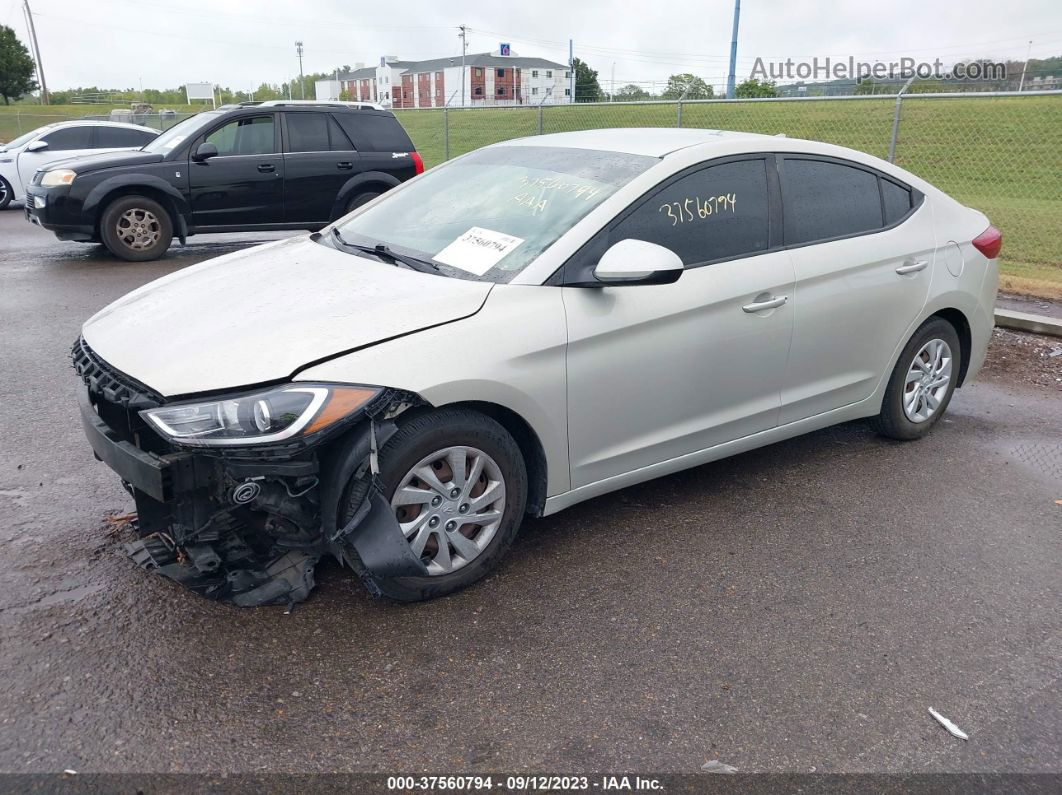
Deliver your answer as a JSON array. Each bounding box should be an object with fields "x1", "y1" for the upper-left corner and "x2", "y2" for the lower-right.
[{"x1": 73, "y1": 337, "x2": 427, "y2": 607}]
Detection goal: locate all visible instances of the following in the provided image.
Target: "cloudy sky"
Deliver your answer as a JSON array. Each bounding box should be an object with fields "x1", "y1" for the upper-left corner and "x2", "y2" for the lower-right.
[{"x1": 2, "y1": 0, "x2": 1061, "y2": 93}]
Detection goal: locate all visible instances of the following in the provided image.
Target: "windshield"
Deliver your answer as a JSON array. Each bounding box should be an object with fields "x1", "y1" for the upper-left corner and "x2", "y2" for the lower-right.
[
  {"x1": 330, "y1": 146, "x2": 657, "y2": 283},
  {"x1": 1, "y1": 126, "x2": 51, "y2": 151},
  {"x1": 142, "y1": 112, "x2": 217, "y2": 155}
]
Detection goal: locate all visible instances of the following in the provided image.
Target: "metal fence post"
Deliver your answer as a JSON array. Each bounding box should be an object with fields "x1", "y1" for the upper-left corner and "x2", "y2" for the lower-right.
[
  {"x1": 888, "y1": 76, "x2": 916, "y2": 163},
  {"x1": 444, "y1": 105, "x2": 449, "y2": 161},
  {"x1": 677, "y1": 100, "x2": 682, "y2": 128},
  {"x1": 538, "y1": 104, "x2": 543, "y2": 135}
]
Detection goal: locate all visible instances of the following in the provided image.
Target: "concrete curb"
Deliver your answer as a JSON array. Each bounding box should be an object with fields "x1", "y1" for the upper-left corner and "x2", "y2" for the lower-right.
[{"x1": 994, "y1": 308, "x2": 1062, "y2": 338}]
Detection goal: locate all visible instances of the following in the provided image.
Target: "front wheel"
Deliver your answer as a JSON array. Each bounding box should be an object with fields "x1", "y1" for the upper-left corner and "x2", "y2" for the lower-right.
[
  {"x1": 0, "y1": 176, "x2": 12, "y2": 210},
  {"x1": 339, "y1": 408, "x2": 527, "y2": 601},
  {"x1": 100, "y1": 195, "x2": 173, "y2": 261},
  {"x1": 871, "y1": 317, "x2": 962, "y2": 441}
]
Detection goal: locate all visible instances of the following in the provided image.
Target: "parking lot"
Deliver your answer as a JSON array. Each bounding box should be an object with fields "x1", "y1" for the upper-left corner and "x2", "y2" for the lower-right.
[{"x1": 0, "y1": 207, "x2": 1059, "y2": 774}]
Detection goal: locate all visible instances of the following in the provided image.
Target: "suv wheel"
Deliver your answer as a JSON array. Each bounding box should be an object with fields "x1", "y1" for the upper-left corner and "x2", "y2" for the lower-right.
[
  {"x1": 346, "y1": 191, "x2": 381, "y2": 214},
  {"x1": 339, "y1": 408, "x2": 528, "y2": 601},
  {"x1": 0, "y1": 176, "x2": 12, "y2": 210},
  {"x1": 100, "y1": 195, "x2": 173, "y2": 261}
]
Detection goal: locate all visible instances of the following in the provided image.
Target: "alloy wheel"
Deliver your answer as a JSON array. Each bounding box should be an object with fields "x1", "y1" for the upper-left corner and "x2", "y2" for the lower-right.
[
  {"x1": 390, "y1": 445, "x2": 506, "y2": 576},
  {"x1": 115, "y1": 208, "x2": 161, "y2": 251},
  {"x1": 903, "y1": 338, "x2": 953, "y2": 423}
]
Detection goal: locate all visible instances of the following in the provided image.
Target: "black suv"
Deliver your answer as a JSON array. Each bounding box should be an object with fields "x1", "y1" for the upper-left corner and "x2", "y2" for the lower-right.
[{"x1": 24, "y1": 101, "x2": 423, "y2": 261}]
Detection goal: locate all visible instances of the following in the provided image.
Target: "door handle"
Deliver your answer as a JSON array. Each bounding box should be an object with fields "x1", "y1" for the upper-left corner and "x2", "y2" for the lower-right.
[
  {"x1": 257, "y1": 163, "x2": 276, "y2": 173},
  {"x1": 895, "y1": 259, "x2": 928, "y2": 275},
  {"x1": 337, "y1": 161, "x2": 354, "y2": 170},
  {"x1": 742, "y1": 295, "x2": 788, "y2": 313}
]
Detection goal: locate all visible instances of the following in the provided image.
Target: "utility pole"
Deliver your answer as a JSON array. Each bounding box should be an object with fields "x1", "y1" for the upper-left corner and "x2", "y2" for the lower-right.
[
  {"x1": 458, "y1": 25, "x2": 467, "y2": 107},
  {"x1": 569, "y1": 39, "x2": 574, "y2": 103},
  {"x1": 1018, "y1": 40, "x2": 1033, "y2": 91},
  {"x1": 295, "y1": 41, "x2": 305, "y2": 99},
  {"x1": 726, "y1": 0, "x2": 741, "y2": 99},
  {"x1": 22, "y1": 0, "x2": 48, "y2": 105}
]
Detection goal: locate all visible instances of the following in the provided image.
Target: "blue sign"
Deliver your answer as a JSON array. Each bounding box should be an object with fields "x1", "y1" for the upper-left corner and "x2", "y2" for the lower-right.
[{"x1": 500, "y1": 43, "x2": 511, "y2": 56}]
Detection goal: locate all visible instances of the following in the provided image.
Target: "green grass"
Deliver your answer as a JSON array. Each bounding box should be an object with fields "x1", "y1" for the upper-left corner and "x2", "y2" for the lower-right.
[{"x1": 6, "y1": 99, "x2": 1058, "y2": 297}]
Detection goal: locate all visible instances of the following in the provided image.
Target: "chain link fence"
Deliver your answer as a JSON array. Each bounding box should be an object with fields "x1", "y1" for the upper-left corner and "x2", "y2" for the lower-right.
[{"x1": 394, "y1": 91, "x2": 1062, "y2": 295}]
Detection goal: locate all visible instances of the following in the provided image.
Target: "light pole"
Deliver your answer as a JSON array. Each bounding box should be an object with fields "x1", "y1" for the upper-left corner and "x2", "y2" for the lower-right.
[
  {"x1": 22, "y1": 0, "x2": 48, "y2": 105},
  {"x1": 296, "y1": 41, "x2": 305, "y2": 99},
  {"x1": 1018, "y1": 40, "x2": 1033, "y2": 91},
  {"x1": 726, "y1": 0, "x2": 741, "y2": 99},
  {"x1": 458, "y1": 25, "x2": 467, "y2": 107}
]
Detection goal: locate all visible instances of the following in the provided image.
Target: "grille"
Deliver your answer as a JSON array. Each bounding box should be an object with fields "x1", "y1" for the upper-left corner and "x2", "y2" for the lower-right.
[{"x1": 71, "y1": 336, "x2": 163, "y2": 411}]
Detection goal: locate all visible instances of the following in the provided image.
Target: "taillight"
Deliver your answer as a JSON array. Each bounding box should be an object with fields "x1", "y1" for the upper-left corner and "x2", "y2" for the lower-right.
[
  {"x1": 972, "y1": 225, "x2": 1002, "y2": 259},
  {"x1": 410, "y1": 152, "x2": 424, "y2": 175}
]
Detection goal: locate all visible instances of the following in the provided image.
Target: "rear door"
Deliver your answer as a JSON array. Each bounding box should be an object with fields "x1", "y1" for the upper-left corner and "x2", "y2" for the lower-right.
[
  {"x1": 332, "y1": 111, "x2": 418, "y2": 182},
  {"x1": 281, "y1": 111, "x2": 360, "y2": 223},
  {"x1": 188, "y1": 113, "x2": 283, "y2": 227},
  {"x1": 16, "y1": 125, "x2": 93, "y2": 188},
  {"x1": 777, "y1": 155, "x2": 933, "y2": 423}
]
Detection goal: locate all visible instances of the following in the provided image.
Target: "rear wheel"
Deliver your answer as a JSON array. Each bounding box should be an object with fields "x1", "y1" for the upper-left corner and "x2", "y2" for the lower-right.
[
  {"x1": 100, "y1": 195, "x2": 173, "y2": 261},
  {"x1": 345, "y1": 191, "x2": 381, "y2": 214},
  {"x1": 0, "y1": 176, "x2": 12, "y2": 210},
  {"x1": 871, "y1": 317, "x2": 962, "y2": 440},
  {"x1": 339, "y1": 408, "x2": 527, "y2": 601}
]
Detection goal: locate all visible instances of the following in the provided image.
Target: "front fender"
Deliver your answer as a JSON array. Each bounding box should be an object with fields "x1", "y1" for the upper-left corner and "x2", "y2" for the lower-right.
[{"x1": 82, "y1": 173, "x2": 191, "y2": 225}]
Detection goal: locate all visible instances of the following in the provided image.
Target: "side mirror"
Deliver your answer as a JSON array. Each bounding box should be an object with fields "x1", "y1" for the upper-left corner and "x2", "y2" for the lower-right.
[
  {"x1": 591, "y1": 239, "x2": 684, "y2": 286},
  {"x1": 25, "y1": 140, "x2": 49, "y2": 152},
  {"x1": 192, "y1": 142, "x2": 219, "y2": 162}
]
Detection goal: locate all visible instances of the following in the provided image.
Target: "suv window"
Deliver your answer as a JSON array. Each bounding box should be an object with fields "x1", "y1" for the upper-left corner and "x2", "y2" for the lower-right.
[
  {"x1": 205, "y1": 115, "x2": 275, "y2": 156},
  {"x1": 285, "y1": 112, "x2": 330, "y2": 152},
  {"x1": 39, "y1": 126, "x2": 92, "y2": 151},
  {"x1": 608, "y1": 158, "x2": 771, "y2": 266},
  {"x1": 95, "y1": 126, "x2": 155, "y2": 148},
  {"x1": 334, "y1": 112, "x2": 413, "y2": 152},
  {"x1": 781, "y1": 158, "x2": 882, "y2": 244}
]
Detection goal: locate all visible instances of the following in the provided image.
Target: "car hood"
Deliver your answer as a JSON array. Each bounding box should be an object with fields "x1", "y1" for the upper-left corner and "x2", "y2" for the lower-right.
[
  {"x1": 81, "y1": 236, "x2": 494, "y2": 397},
  {"x1": 50, "y1": 149, "x2": 164, "y2": 174}
]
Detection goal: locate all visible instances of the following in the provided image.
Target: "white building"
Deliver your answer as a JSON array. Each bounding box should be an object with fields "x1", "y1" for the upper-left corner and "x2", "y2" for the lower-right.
[{"x1": 340, "y1": 50, "x2": 573, "y2": 108}]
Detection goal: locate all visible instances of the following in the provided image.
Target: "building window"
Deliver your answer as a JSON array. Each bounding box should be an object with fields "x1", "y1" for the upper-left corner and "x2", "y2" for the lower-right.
[
  {"x1": 545, "y1": 70, "x2": 552, "y2": 78},
  {"x1": 474, "y1": 68, "x2": 482, "y2": 77},
  {"x1": 497, "y1": 87, "x2": 505, "y2": 95},
  {"x1": 531, "y1": 87, "x2": 538, "y2": 95},
  {"x1": 565, "y1": 71, "x2": 571, "y2": 79},
  {"x1": 474, "y1": 86, "x2": 483, "y2": 95},
  {"x1": 531, "y1": 70, "x2": 538, "y2": 78},
  {"x1": 436, "y1": 71, "x2": 443, "y2": 80},
  {"x1": 496, "y1": 68, "x2": 505, "y2": 78},
  {"x1": 564, "y1": 88, "x2": 571, "y2": 95}
]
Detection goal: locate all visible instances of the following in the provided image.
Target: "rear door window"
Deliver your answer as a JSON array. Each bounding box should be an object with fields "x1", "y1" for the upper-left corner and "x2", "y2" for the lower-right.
[
  {"x1": 607, "y1": 158, "x2": 771, "y2": 266},
  {"x1": 780, "y1": 158, "x2": 883, "y2": 244},
  {"x1": 39, "y1": 126, "x2": 92, "y2": 151},
  {"x1": 285, "y1": 112, "x2": 330, "y2": 153},
  {"x1": 334, "y1": 112, "x2": 414, "y2": 152}
]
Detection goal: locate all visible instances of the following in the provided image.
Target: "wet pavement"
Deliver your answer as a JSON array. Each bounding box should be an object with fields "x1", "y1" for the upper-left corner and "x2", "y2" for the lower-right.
[{"x1": 0, "y1": 208, "x2": 1060, "y2": 775}]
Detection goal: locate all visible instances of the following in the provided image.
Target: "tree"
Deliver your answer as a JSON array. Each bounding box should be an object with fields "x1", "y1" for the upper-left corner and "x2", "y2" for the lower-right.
[
  {"x1": 0, "y1": 25, "x2": 38, "y2": 105},
  {"x1": 571, "y1": 58, "x2": 603, "y2": 102},
  {"x1": 662, "y1": 74, "x2": 713, "y2": 99},
  {"x1": 735, "y1": 78, "x2": 778, "y2": 98},
  {"x1": 614, "y1": 83, "x2": 650, "y2": 102}
]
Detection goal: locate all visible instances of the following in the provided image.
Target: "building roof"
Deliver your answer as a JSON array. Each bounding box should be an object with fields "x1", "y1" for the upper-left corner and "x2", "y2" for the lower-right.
[{"x1": 339, "y1": 52, "x2": 568, "y2": 80}]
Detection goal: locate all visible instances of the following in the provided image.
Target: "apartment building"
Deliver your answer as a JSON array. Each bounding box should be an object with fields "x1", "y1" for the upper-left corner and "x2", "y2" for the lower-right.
[{"x1": 339, "y1": 50, "x2": 573, "y2": 108}]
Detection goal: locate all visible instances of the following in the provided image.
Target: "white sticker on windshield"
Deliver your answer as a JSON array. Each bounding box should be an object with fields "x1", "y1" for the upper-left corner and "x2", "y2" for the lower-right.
[{"x1": 434, "y1": 226, "x2": 525, "y2": 276}]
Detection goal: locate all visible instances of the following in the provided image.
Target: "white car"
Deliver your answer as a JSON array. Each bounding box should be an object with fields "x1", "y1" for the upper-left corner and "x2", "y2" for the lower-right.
[
  {"x1": 0, "y1": 120, "x2": 158, "y2": 209},
  {"x1": 73, "y1": 128, "x2": 1000, "y2": 606}
]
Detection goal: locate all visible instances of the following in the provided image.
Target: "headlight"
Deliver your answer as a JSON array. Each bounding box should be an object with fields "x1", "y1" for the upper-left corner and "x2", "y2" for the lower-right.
[
  {"x1": 140, "y1": 383, "x2": 381, "y2": 447},
  {"x1": 41, "y1": 169, "x2": 76, "y2": 187}
]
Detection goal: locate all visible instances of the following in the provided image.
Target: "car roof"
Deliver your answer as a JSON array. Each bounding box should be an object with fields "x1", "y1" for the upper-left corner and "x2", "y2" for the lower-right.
[
  {"x1": 493, "y1": 128, "x2": 776, "y2": 158},
  {"x1": 42, "y1": 119, "x2": 158, "y2": 133}
]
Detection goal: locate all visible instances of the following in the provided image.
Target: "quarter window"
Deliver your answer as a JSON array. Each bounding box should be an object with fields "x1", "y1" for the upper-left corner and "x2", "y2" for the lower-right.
[
  {"x1": 205, "y1": 115, "x2": 275, "y2": 156},
  {"x1": 608, "y1": 159, "x2": 771, "y2": 266},
  {"x1": 781, "y1": 158, "x2": 882, "y2": 244},
  {"x1": 882, "y1": 178, "x2": 913, "y2": 225}
]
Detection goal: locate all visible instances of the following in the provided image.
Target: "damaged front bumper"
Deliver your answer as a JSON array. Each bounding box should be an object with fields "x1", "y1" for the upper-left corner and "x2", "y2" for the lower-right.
[{"x1": 75, "y1": 346, "x2": 427, "y2": 607}]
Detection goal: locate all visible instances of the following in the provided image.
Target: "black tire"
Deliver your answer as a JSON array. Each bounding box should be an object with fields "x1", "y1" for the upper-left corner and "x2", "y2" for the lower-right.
[
  {"x1": 99, "y1": 195, "x2": 173, "y2": 261},
  {"x1": 0, "y1": 176, "x2": 12, "y2": 210},
  {"x1": 871, "y1": 317, "x2": 962, "y2": 441},
  {"x1": 345, "y1": 191, "x2": 381, "y2": 214},
  {"x1": 339, "y1": 408, "x2": 527, "y2": 601}
]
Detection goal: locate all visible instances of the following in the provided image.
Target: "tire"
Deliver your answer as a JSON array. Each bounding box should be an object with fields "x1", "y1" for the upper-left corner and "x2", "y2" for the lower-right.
[
  {"x1": 339, "y1": 408, "x2": 527, "y2": 601},
  {"x1": 871, "y1": 317, "x2": 962, "y2": 441},
  {"x1": 0, "y1": 176, "x2": 12, "y2": 210},
  {"x1": 99, "y1": 195, "x2": 173, "y2": 261},
  {"x1": 345, "y1": 191, "x2": 381, "y2": 214}
]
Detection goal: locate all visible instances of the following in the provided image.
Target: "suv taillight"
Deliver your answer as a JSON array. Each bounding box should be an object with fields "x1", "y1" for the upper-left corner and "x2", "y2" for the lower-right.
[
  {"x1": 411, "y1": 152, "x2": 424, "y2": 175},
  {"x1": 972, "y1": 225, "x2": 1002, "y2": 259}
]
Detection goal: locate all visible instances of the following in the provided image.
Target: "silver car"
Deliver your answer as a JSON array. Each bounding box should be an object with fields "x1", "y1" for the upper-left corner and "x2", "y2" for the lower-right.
[{"x1": 73, "y1": 128, "x2": 1000, "y2": 605}]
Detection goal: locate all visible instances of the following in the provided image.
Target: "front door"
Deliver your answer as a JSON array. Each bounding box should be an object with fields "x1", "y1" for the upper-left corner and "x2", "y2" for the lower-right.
[
  {"x1": 563, "y1": 157, "x2": 795, "y2": 489},
  {"x1": 189, "y1": 114, "x2": 283, "y2": 227},
  {"x1": 281, "y1": 112, "x2": 361, "y2": 223}
]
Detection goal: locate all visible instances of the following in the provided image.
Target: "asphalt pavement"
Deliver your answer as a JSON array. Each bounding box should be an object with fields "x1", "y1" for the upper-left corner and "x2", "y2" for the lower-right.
[{"x1": 0, "y1": 208, "x2": 1059, "y2": 776}]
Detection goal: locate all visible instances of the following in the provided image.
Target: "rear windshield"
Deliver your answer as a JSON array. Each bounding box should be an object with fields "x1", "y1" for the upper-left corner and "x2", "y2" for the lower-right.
[
  {"x1": 333, "y1": 112, "x2": 414, "y2": 152},
  {"x1": 331, "y1": 146, "x2": 657, "y2": 283}
]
